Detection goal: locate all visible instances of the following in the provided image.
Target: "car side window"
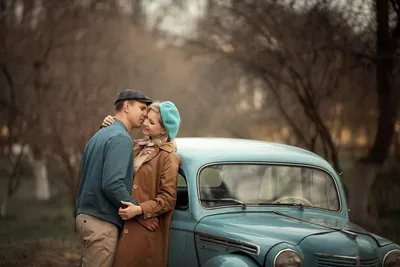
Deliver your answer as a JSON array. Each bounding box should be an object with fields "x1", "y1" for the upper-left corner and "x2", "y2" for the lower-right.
[
  {"x1": 200, "y1": 167, "x2": 223, "y2": 187},
  {"x1": 175, "y1": 172, "x2": 189, "y2": 210}
]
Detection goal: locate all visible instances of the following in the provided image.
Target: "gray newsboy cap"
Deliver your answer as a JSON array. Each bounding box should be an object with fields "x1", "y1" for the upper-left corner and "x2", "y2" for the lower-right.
[{"x1": 114, "y1": 89, "x2": 153, "y2": 105}]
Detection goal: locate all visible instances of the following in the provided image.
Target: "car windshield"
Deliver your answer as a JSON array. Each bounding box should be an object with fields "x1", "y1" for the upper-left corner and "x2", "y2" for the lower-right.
[{"x1": 198, "y1": 164, "x2": 340, "y2": 211}]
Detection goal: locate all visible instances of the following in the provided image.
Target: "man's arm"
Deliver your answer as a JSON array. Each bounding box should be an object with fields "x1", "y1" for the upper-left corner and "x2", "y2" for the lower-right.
[{"x1": 102, "y1": 134, "x2": 137, "y2": 207}]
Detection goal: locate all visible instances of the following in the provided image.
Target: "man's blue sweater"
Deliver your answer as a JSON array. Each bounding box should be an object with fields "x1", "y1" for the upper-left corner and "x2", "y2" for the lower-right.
[{"x1": 76, "y1": 120, "x2": 137, "y2": 228}]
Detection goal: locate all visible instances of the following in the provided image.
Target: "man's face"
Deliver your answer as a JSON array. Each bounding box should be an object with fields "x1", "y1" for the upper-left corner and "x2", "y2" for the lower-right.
[{"x1": 126, "y1": 101, "x2": 148, "y2": 128}]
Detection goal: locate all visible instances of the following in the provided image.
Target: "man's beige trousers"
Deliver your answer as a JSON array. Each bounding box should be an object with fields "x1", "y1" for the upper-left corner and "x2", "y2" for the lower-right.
[{"x1": 76, "y1": 214, "x2": 119, "y2": 267}]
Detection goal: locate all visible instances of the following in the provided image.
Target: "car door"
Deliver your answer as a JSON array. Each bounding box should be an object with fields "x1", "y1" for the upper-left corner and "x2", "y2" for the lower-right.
[{"x1": 168, "y1": 171, "x2": 199, "y2": 267}]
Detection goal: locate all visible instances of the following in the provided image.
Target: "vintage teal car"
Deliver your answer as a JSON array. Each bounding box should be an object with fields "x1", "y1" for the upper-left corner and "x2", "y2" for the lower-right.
[{"x1": 168, "y1": 138, "x2": 400, "y2": 267}]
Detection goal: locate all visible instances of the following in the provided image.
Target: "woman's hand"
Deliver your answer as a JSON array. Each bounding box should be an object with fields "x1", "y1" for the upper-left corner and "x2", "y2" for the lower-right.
[
  {"x1": 138, "y1": 217, "x2": 159, "y2": 232},
  {"x1": 102, "y1": 115, "x2": 115, "y2": 127},
  {"x1": 119, "y1": 201, "x2": 143, "y2": 220}
]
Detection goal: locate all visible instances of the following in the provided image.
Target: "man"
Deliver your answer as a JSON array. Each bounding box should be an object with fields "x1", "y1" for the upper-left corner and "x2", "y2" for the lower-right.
[{"x1": 75, "y1": 89, "x2": 152, "y2": 267}]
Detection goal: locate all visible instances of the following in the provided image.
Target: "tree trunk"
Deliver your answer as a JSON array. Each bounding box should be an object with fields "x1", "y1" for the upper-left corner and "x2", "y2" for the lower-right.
[
  {"x1": 33, "y1": 158, "x2": 50, "y2": 200},
  {"x1": 206, "y1": 0, "x2": 214, "y2": 17},
  {"x1": 0, "y1": 0, "x2": 6, "y2": 27},
  {"x1": 347, "y1": 0, "x2": 398, "y2": 227},
  {"x1": 366, "y1": 0, "x2": 397, "y2": 165},
  {"x1": 0, "y1": 143, "x2": 25, "y2": 217},
  {"x1": 0, "y1": 195, "x2": 8, "y2": 217},
  {"x1": 31, "y1": 146, "x2": 50, "y2": 201},
  {"x1": 132, "y1": 0, "x2": 144, "y2": 26},
  {"x1": 345, "y1": 162, "x2": 380, "y2": 227}
]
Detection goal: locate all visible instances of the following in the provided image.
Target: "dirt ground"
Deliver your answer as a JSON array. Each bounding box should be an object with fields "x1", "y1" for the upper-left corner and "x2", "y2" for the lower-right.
[{"x1": 0, "y1": 176, "x2": 82, "y2": 267}]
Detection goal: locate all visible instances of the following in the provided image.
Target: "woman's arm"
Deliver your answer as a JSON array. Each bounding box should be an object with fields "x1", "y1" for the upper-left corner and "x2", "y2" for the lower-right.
[
  {"x1": 139, "y1": 153, "x2": 181, "y2": 219},
  {"x1": 100, "y1": 115, "x2": 115, "y2": 128}
]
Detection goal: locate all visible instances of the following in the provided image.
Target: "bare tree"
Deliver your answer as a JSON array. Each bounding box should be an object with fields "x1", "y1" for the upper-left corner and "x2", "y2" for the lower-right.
[
  {"x1": 194, "y1": 1, "x2": 367, "y2": 170},
  {"x1": 344, "y1": 0, "x2": 400, "y2": 227},
  {"x1": 190, "y1": 0, "x2": 400, "y2": 227}
]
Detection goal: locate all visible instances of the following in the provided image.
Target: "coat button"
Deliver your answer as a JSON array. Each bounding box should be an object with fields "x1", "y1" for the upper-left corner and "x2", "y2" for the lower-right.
[
  {"x1": 133, "y1": 184, "x2": 137, "y2": 189},
  {"x1": 124, "y1": 229, "x2": 128, "y2": 234},
  {"x1": 147, "y1": 213, "x2": 151, "y2": 218}
]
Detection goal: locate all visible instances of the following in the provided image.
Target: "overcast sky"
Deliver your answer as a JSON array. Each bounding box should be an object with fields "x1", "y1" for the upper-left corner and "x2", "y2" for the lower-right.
[
  {"x1": 142, "y1": 0, "x2": 371, "y2": 37},
  {"x1": 18, "y1": 0, "x2": 371, "y2": 35}
]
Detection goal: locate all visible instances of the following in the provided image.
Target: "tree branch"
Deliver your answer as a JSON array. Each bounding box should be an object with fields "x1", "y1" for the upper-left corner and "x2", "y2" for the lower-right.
[{"x1": 390, "y1": 0, "x2": 400, "y2": 19}]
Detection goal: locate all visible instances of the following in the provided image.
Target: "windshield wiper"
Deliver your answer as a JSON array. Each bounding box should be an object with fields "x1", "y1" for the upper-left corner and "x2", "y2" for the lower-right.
[
  {"x1": 264, "y1": 202, "x2": 305, "y2": 211},
  {"x1": 273, "y1": 212, "x2": 358, "y2": 239},
  {"x1": 200, "y1": 198, "x2": 247, "y2": 210}
]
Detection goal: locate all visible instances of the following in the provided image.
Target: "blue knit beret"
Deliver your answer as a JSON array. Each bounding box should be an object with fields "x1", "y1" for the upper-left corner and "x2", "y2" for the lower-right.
[{"x1": 160, "y1": 101, "x2": 181, "y2": 140}]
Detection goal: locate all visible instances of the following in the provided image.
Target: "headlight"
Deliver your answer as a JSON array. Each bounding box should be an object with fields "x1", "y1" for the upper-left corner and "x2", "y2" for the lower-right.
[
  {"x1": 273, "y1": 249, "x2": 302, "y2": 267},
  {"x1": 383, "y1": 249, "x2": 400, "y2": 267}
]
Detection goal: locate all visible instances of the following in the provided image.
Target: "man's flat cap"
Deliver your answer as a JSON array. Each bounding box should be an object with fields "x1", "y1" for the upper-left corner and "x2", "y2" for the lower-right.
[{"x1": 114, "y1": 89, "x2": 153, "y2": 105}]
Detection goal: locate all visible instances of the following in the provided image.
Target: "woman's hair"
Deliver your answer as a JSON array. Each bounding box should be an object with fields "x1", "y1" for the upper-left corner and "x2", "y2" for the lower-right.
[
  {"x1": 148, "y1": 101, "x2": 165, "y2": 128},
  {"x1": 145, "y1": 101, "x2": 170, "y2": 145}
]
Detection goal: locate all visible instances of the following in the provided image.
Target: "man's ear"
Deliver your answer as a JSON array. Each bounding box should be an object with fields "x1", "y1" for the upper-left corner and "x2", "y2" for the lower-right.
[{"x1": 123, "y1": 101, "x2": 129, "y2": 113}]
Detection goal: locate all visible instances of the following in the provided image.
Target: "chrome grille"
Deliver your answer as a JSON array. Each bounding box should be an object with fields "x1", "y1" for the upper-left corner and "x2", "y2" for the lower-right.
[
  {"x1": 197, "y1": 233, "x2": 260, "y2": 255},
  {"x1": 315, "y1": 253, "x2": 378, "y2": 267},
  {"x1": 360, "y1": 257, "x2": 379, "y2": 267}
]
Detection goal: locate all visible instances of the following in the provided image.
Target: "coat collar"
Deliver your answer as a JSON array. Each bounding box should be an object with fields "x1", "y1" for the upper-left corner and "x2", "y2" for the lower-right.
[
  {"x1": 134, "y1": 139, "x2": 175, "y2": 156},
  {"x1": 133, "y1": 140, "x2": 175, "y2": 166},
  {"x1": 158, "y1": 142, "x2": 175, "y2": 153}
]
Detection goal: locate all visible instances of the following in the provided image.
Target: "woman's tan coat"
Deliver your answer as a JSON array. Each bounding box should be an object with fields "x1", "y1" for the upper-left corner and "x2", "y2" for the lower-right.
[{"x1": 113, "y1": 141, "x2": 180, "y2": 267}]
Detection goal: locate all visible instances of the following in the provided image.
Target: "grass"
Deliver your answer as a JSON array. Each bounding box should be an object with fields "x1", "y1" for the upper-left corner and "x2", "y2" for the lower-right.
[{"x1": 0, "y1": 176, "x2": 81, "y2": 267}]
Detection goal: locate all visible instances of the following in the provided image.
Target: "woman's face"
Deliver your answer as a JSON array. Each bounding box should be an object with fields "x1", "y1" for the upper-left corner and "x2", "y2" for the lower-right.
[{"x1": 142, "y1": 110, "x2": 166, "y2": 139}]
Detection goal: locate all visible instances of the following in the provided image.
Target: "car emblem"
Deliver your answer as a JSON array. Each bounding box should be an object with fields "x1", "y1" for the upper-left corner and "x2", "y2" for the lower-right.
[{"x1": 355, "y1": 256, "x2": 360, "y2": 267}]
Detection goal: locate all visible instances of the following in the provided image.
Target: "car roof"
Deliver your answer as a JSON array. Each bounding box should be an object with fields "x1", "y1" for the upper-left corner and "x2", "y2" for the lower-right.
[{"x1": 175, "y1": 137, "x2": 336, "y2": 172}]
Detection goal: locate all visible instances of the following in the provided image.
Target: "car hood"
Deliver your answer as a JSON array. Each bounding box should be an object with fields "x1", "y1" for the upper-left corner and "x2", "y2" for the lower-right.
[
  {"x1": 196, "y1": 212, "x2": 336, "y2": 247},
  {"x1": 282, "y1": 211, "x2": 392, "y2": 247},
  {"x1": 194, "y1": 211, "x2": 392, "y2": 263}
]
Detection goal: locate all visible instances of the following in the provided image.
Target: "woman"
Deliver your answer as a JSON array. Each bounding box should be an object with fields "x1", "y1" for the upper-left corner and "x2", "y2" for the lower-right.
[{"x1": 101, "y1": 101, "x2": 181, "y2": 267}]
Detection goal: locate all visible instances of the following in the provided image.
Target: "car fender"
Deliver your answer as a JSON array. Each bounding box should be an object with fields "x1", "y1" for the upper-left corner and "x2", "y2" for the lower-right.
[{"x1": 201, "y1": 254, "x2": 260, "y2": 267}]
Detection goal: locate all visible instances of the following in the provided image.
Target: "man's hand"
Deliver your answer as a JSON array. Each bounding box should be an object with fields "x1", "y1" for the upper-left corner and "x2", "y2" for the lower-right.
[
  {"x1": 119, "y1": 201, "x2": 143, "y2": 220},
  {"x1": 138, "y1": 217, "x2": 159, "y2": 232}
]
